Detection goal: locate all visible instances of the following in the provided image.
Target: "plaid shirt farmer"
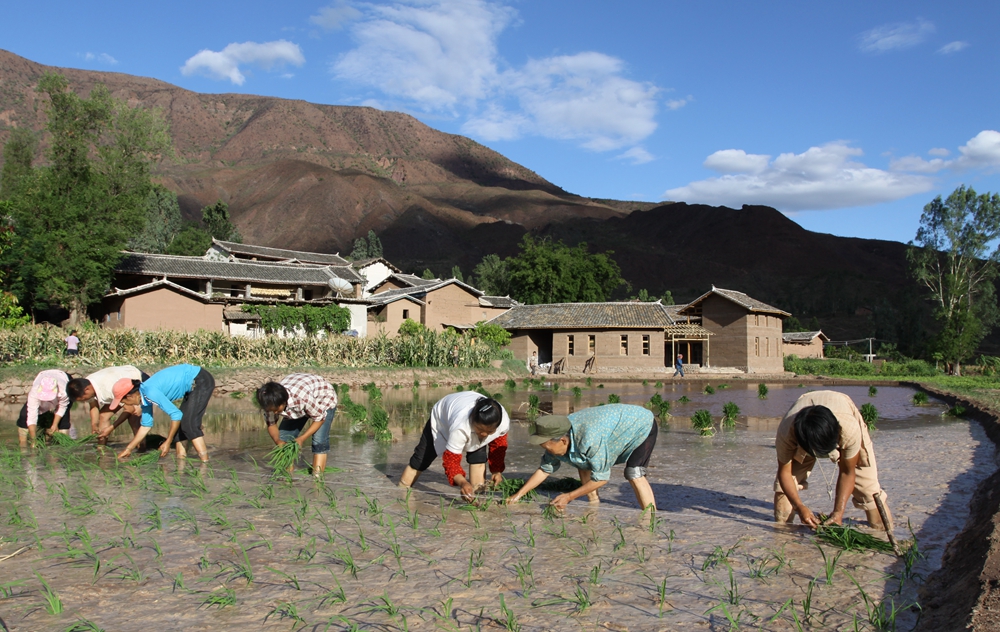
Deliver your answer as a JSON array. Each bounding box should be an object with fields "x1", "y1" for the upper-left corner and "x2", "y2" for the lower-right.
[{"x1": 264, "y1": 374, "x2": 339, "y2": 426}]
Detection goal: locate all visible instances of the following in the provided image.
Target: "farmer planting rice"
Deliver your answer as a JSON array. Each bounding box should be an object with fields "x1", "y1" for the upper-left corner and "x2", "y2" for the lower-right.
[
  {"x1": 66, "y1": 365, "x2": 148, "y2": 447},
  {"x1": 16, "y1": 369, "x2": 72, "y2": 447},
  {"x1": 774, "y1": 390, "x2": 892, "y2": 530},
  {"x1": 102, "y1": 363, "x2": 215, "y2": 461},
  {"x1": 507, "y1": 403, "x2": 657, "y2": 510},
  {"x1": 398, "y1": 391, "x2": 509, "y2": 501},
  {"x1": 256, "y1": 374, "x2": 339, "y2": 477}
]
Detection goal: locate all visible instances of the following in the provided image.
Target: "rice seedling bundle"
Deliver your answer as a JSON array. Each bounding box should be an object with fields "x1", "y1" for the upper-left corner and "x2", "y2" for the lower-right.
[
  {"x1": 703, "y1": 385, "x2": 715, "y2": 395},
  {"x1": 758, "y1": 383, "x2": 769, "y2": 399},
  {"x1": 50, "y1": 433, "x2": 97, "y2": 447},
  {"x1": 912, "y1": 391, "x2": 929, "y2": 405},
  {"x1": 947, "y1": 404, "x2": 966, "y2": 417},
  {"x1": 267, "y1": 442, "x2": 301, "y2": 475},
  {"x1": 859, "y1": 403, "x2": 879, "y2": 431},
  {"x1": 722, "y1": 402, "x2": 740, "y2": 427},
  {"x1": 815, "y1": 525, "x2": 895, "y2": 554},
  {"x1": 607, "y1": 394, "x2": 621, "y2": 404},
  {"x1": 127, "y1": 452, "x2": 162, "y2": 466},
  {"x1": 495, "y1": 478, "x2": 538, "y2": 501},
  {"x1": 649, "y1": 393, "x2": 671, "y2": 419},
  {"x1": 691, "y1": 409, "x2": 715, "y2": 436}
]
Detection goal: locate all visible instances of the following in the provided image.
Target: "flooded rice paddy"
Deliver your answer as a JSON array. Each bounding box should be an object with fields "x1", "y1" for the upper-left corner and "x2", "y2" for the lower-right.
[{"x1": 0, "y1": 381, "x2": 992, "y2": 631}]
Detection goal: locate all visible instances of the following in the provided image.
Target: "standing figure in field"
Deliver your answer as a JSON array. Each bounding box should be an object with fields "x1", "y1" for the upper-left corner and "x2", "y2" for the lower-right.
[
  {"x1": 529, "y1": 351, "x2": 539, "y2": 376},
  {"x1": 16, "y1": 369, "x2": 72, "y2": 447},
  {"x1": 67, "y1": 365, "x2": 147, "y2": 446},
  {"x1": 256, "y1": 374, "x2": 339, "y2": 477},
  {"x1": 773, "y1": 390, "x2": 891, "y2": 530},
  {"x1": 64, "y1": 330, "x2": 80, "y2": 357},
  {"x1": 507, "y1": 403, "x2": 658, "y2": 510},
  {"x1": 105, "y1": 364, "x2": 215, "y2": 461},
  {"x1": 399, "y1": 392, "x2": 509, "y2": 501},
  {"x1": 673, "y1": 353, "x2": 685, "y2": 377}
]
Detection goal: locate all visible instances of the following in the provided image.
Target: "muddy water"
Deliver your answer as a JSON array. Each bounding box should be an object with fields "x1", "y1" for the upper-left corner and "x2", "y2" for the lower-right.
[{"x1": 0, "y1": 382, "x2": 991, "y2": 631}]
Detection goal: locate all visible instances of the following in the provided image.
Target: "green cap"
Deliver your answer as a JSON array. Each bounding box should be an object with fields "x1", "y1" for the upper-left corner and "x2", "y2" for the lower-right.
[{"x1": 528, "y1": 415, "x2": 571, "y2": 444}]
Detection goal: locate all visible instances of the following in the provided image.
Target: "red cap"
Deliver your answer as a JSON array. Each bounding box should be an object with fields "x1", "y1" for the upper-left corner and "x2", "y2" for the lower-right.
[{"x1": 109, "y1": 378, "x2": 136, "y2": 410}]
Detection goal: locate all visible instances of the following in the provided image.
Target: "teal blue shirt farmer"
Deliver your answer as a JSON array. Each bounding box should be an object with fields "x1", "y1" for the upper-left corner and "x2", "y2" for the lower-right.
[
  {"x1": 137, "y1": 364, "x2": 202, "y2": 427},
  {"x1": 506, "y1": 403, "x2": 659, "y2": 511}
]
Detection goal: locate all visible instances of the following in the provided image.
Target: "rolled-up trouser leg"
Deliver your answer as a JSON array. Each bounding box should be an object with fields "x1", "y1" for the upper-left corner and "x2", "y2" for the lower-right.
[
  {"x1": 310, "y1": 407, "x2": 336, "y2": 454},
  {"x1": 174, "y1": 368, "x2": 214, "y2": 444},
  {"x1": 624, "y1": 420, "x2": 658, "y2": 481}
]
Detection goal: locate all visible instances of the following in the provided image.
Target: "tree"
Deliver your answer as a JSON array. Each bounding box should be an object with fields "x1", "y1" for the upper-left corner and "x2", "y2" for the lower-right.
[
  {"x1": 421, "y1": 269, "x2": 436, "y2": 280},
  {"x1": 202, "y1": 200, "x2": 241, "y2": 242},
  {"x1": 662, "y1": 290, "x2": 675, "y2": 305},
  {"x1": 908, "y1": 185, "x2": 1000, "y2": 374},
  {"x1": 450, "y1": 265, "x2": 464, "y2": 283},
  {"x1": 166, "y1": 223, "x2": 214, "y2": 256},
  {"x1": 349, "y1": 230, "x2": 382, "y2": 260},
  {"x1": 129, "y1": 185, "x2": 183, "y2": 253},
  {"x1": 0, "y1": 210, "x2": 29, "y2": 328},
  {"x1": 0, "y1": 128, "x2": 37, "y2": 199},
  {"x1": 506, "y1": 235, "x2": 626, "y2": 304},
  {"x1": 469, "y1": 321, "x2": 511, "y2": 347},
  {"x1": 3, "y1": 74, "x2": 171, "y2": 322},
  {"x1": 472, "y1": 253, "x2": 509, "y2": 296}
]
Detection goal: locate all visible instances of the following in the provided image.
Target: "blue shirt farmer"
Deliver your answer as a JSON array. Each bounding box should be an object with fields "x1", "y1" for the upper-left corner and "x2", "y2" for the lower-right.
[
  {"x1": 540, "y1": 404, "x2": 654, "y2": 481},
  {"x1": 138, "y1": 364, "x2": 202, "y2": 427}
]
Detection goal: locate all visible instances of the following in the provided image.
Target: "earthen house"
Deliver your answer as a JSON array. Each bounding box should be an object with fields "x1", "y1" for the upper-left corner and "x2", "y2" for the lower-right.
[
  {"x1": 368, "y1": 276, "x2": 516, "y2": 336},
  {"x1": 678, "y1": 287, "x2": 789, "y2": 373},
  {"x1": 782, "y1": 330, "x2": 829, "y2": 359}
]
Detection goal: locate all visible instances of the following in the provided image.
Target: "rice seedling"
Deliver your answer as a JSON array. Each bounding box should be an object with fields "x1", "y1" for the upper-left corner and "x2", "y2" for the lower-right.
[
  {"x1": 869, "y1": 385, "x2": 878, "y2": 397},
  {"x1": 703, "y1": 385, "x2": 715, "y2": 395},
  {"x1": 64, "y1": 618, "x2": 106, "y2": 631},
  {"x1": 127, "y1": 452, "x2": 161, "y2": 466},
  {"x1": 0, "y1": 579, "x2": 26, "y2": 598},
  {"x1": 226, "y1": 545, "x2": 255, "y2": 585},
  {"x1": 266, "y1": 567, "x2": 302, "y2": 590},
  {"x1": 585, "y1": 377, "x2": 593, "y2": 387},
  {"x1": 267, "y1": 442, "x2": 301, "y2": 477},
  {"x1": 571, "y1": 386, "x2": 583, "y2": 397},
  {"x1": 512, "y1": 555, "x2": 534, "y2": 594},
  {"x1": 912, "y1": 391, "x2": 929, "y2": 405},
  {"x1": 816, "y1": 524, "x2": 895, "y2": 553},
  {"x1": 653, "y1": 575, "x2": 671, "y2": 617},
  {"x1": 504, "y1": 378, "x2": 517, "y2": 390},
  {"x1": 36, "y1": 573, "x2": 63, "y2": 614},
  {"x1": 588, "y1": 561, "x2": 605, "y2": 585},
  {"x1": 498, "y1": 594, "x2": 522, "y2": 632},
  {"x1": 527, "y1": 394, "x2": 540, "y2": 416},
  {"x1": 332, "y1": 547, "x2": 360, "y2": 578},
  {"x1": 200, "y1": 586, "x2": 237, "y2": 609},
  {"x1": 705, "y1": 599, "x2": 750, "y2": 631},
  {"x1": 169, "y1": 508, "x2": 200, "y2": 535},
  {"x1": 143, "y1": 502, "x2": 163, "y2": 531},
  {"x1": 746, "y1": 548, "x2": 788, "y2": 580},
  {"x1": 316, "y1": 573, "x2": 347, "y2": 607},
  {"x1": 323, "y1": 615, "x2": 360, "y2": 632},
  {"x1": 265, "y1": 601, "x2": 306, "y2": 627},
  {"x1": 634, "y1": 544, "x2": 649, "y2": 563},
  {"x1": 607, "y1": 393, "x2": 621, "y2": 404},
  {"x1": 691, "y1": 409, "x2": 715, "y2": 436},
  {"x1": 597, "y1": 383, "x2": 605, "y2": 388},
  {"x1": 860, "y1": 403, "x2": 879, "y2": 431},
  {"x1": 722, "y1": 401, "x2": 740, "y2": 427},
  {"x1": 802, "y1": 578, "x2": 816, "y2": 625},
  {"x1": 948, "y1": 404, "x2": 967, "y2": 417},
  {"x1": 678, "y1": 395, "x2": 690, "y2": 404},
  {"x1": 455, "y1": 384, "x2": 464, "y2": 391},
  {"x1": 817, "y1": 543, "x2": 844, "y2": 584},
  {"x1": 849, "y1": 572, "x2": 912, "y2": 631}
]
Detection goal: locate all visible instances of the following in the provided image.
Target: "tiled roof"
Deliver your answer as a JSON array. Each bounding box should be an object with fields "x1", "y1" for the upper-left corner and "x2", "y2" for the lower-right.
[
  {"x1": 679, "y1": 287, "x2": 790, "y2": 317},
  {"x1": 117, "y1": 252, "x2": 363, "y2": 285},
  {"x1": 665, "y1": 323, "x2": 713, "y2": 337},
  {"x1": 368, "y1": 279, "x2": 484, "y2": 306},
  {"x1": 783, "y1": 331, "x2": 828, "y2": 343},
  {"x1": 487, "y1": 302, "x2": 676, "y2": 329},
  {"x1": 351, "y1": 257, "x2": 402, "y2": 273},
  {"x1": 223, "y1": 307, "x2": 262, "y2": 321},
  {"x1": 479, "y1": 295, "x2": 518, "y2": 309},
  {"x1": 211, "y1": 239, "x2": 349, "y2": 266},
  {"x1": 105, "y1": 279, "x2": 209, "y2": 302}
]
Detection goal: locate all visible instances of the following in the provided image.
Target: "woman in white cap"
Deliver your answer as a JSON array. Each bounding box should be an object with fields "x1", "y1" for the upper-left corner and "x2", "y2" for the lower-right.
[{"x1": 16, "y1": 369, "x2": 72, "y2": 447}]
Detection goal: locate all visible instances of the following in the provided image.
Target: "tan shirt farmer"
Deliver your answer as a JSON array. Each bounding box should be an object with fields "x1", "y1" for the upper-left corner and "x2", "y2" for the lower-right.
[{"x1": 773, "y1": 390, "x2": 889, "y2": 529}]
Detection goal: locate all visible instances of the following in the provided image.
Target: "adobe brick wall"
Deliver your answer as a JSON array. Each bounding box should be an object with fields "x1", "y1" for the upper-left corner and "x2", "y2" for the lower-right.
[
  {"x1": 424, "y1": 284, "x2": 494, "y2": 331},
  {"x1": 746, "y1": 312, "x2": 784, "y2": 373},
  {"x1": 701, "y1": 295, "x2": 750, "y2": 368},
  {"x1": 784, "y1": 338, "x2": 824, "y2": 359},
  {"x1": 110, "y1": 287, "x2": 225, "y2": 333}
]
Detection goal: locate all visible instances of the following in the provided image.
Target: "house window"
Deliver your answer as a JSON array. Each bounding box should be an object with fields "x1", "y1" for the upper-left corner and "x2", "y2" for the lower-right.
[
  {"x1": 567, "y1": 335, "x2": 575, "y2": 355},
  {"x1": 402, "y1": 309, "x2": 409, "y2": 320},
  {"x1": 755, "y1": 314, "x2": 760, "y2": 327},
  {"x1": 642, "y1": 335, "x2": 650, "y2": 355},
  {"x1": 755, "y1": 337, "x2": 760, "y2": 356},
  {"x1": 588, "y1": 335, "x2": 596, "y2": 354},
  {"x1": 620, "y1": 335, "x2": 629, "y2": 355},
  {"x1": 766, "y1": 337, "x2": 770, "y2": 356}
]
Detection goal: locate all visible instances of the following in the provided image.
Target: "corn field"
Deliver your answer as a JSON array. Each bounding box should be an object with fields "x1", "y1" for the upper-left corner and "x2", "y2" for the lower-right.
[{"x1": 0, "y1": 326, "x2": 507, "y2": 368}]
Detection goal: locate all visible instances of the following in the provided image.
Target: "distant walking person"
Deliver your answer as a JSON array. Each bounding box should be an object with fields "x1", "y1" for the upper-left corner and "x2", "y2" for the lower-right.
[
  {"x1": 673, "y1": 353, "x2": 685, "y2": 377},
  {"x1": 64, "y1": 330, "x2": 80, "y2": 357},
  {"x1": 529, "y1": 351, "x2": 539, "y2": 376}
]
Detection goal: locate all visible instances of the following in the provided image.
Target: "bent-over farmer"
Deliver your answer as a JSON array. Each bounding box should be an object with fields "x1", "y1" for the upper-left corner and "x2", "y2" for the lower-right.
[
  {"x1": 774, "y1": 390, "x2": 891, "y2": 530},
  {"x1": 507, "y1": 403, "x2": 658, "y2": 510},
  {"x1": 398, "y1": 391, "x2": 509, "y2": 501},
  {"x1": 67, "y1": 365, "x2": 148, "y2": 446},
  {"x1": 17, "y1": 369, "x2": 72, "y2": 447},
  {"x1": 256, "y1": 374, "x2": 338, "y2": 477}
]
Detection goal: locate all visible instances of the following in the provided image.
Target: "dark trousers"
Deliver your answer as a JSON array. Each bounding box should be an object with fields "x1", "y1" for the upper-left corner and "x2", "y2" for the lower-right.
[
  {"x1": 16, "y1": 404, "x2": 71, "y2": 430},
  {"x1": 172, "y1": 369, "x2": 215, "y2": 444},
  {"x1": 625, "y1": 421, "x2": 658, "y2": 470},
  {"x1": 408, "y1": 419, "x2": 488, "y2": 471}
]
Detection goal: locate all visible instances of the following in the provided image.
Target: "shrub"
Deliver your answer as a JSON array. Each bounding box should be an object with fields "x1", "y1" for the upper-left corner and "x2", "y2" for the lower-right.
[
  {"x1": 242, "y1": 304, "x2": 350, "y2": 335},
  {"x1": 398, "y1": 318, "x2": 428, "y2": 337},
  {"x1": 468, "y1": 321, "x2": 511, "y2": 348}
]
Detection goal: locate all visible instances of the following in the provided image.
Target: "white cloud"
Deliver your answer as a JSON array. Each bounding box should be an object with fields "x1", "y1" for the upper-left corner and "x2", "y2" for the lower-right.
[
  {"x1": 82, "y1": 52, "x2": 118, "y2": 65},
  {"x1": 938, "y1": 41, "x2": 969, "y2": 54},
  {"x1": 889, "y1": 155, "x2": 947, "y2": 173},
  {"x1": 858, "y1": 18, "x2": 934, "y2": 53},
  {"x1": 310, "y1": 2, "x2": 362, "y2": 30},
  {"x1": 665, "y1": 142, "x2": 933, "y2": 211},
  {"x1": 615, "y1": 147, "x2": 655, "y2": 165},
  {"x1": 666, "y1": 95, "x2": 692, "y2": 111},
  {"x1": 181, "y1": 40, "x2": 305, "y2": 85},
  {"x1": 704, "y1": 149, "x2": 770, "y2": 175},
  {"x1": 928, "y1": 147, "x2": 950, "y2": 157},
  {"x1": 332, "y1": 0, "x2": 661, "y2": 151},
  {"x1": 953, "y1": 130, "x2": 1000, "y2": 169}
]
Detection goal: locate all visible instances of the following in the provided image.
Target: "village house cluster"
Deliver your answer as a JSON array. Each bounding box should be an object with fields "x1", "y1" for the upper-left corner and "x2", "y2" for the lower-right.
[{"x1": 100, "y1": 241, "x2": 826, "y2": 374}]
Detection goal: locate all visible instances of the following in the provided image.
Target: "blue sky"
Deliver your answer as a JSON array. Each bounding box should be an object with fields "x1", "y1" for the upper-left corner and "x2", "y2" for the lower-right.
[{"x1": 2, "y1": 0, "x2": 998, "y2": 243}]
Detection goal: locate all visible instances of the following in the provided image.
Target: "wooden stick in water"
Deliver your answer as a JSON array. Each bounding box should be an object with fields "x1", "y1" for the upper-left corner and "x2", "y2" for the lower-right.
[{"x1": 873, "y1": 493, "x2": 902, "y2": 556}]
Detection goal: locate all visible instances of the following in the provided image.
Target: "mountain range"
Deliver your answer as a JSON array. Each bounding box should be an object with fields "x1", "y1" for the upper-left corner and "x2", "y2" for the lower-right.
[{"x1": 0, "y1": 50, "x2": 941, "y2": 352}]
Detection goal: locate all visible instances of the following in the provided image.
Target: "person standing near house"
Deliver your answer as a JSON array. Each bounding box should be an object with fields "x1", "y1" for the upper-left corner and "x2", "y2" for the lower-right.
[
  {"x1": 104, "y1": 364, "x2": 215, "y2": 461},
  {"x1": 64, "y1": 330, "x2": 80, "y2": 357},
  {"x1": 673, "y1": 353, "x2": 684, "y2": 377},
  {"x1": 256, "y1": 374, "x2": 338, "y2": 477},
  {"x1": 773, "y1": 390, "x2": 891, "y2": 530},
  {"x1": 529, "y1": 351, "x2": 539, "y2": 376},
  {"x1": 507, "y1": 403, "x2": 658, "y2": 510},
  {"x1": 16, "y1": 369, "x2": 72, "y2": 447},
  {"x1": 67, "y1": 366, "x2": 148, "y2": 446},
  {"x1": 399, "y1": 392, "x2": 509, "y2": 501}
]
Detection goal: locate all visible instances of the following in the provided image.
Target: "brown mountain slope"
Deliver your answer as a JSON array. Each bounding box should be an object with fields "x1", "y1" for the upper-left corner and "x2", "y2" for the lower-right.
[{"x1": 0, "y1": 49, "x2": 630, "y2": 252}]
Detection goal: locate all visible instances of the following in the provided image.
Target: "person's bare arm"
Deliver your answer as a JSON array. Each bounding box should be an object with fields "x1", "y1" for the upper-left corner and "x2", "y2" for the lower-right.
[
  {"x1": 294, "y1": 420, "x2": 324, "y2": 446},
  {"x1": 827, "y1": 453, "x2": 860, "y2": 526},
  {"x1": 267, "y1": 424, "x2": 282, "y2": 445},
  {"x1": 452, "y1": 474, "x2": 476, "y2": 502},
  {"x1": 159, "y1": 421, "x2": 182, "y2": 457},
  {"x1": 117, "y1": 426, "x2": 152, "y2": 458},
  {"x1": 777, "y1": 460, "x2": 818, "y2": 528},
  {"x1": 551, "y1": 475, "x2": 607, "y2": 509},
  {"x1": 506, "y1": 468, "x2": 550, "y2": 504},
  {"x1": 89, "y1": 401, "x2": 100, "y2": 433}
]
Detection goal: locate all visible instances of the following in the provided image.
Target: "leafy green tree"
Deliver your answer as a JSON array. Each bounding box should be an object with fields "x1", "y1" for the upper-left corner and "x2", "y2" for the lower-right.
[
  {"x1": 662, "y1": 290, "x2": 675, "y2": 305},
  {"x1": 450, "y1": 265, "x2": 464, "y2": 283},
  {"x1": 202, "y1": 200, "x2": 241, "y2": 242},
  {"x1": 472, "y1": 253, "x2": 509, "y2": 295},
  {"x1": 908, "y1": 185, "x2": 1000, "y2": 374},
  {"x1": 469, "y1": 321, "x2": 511, "y2": 347},
  {"x1": 128, "y1": 185, "x2": 183, "y2": 253},
  {"x1": 784, "y1": 316, "x2": 806, "y2": 332},
  {"x1": 421, "y1": 269, "x2": 436, "y2": 280},
  {"x1": 0, "y1": 212, "x2": 29, "y2": 328},
  {"x1": 349, "y1": 230, "x2": 382, "y2": 260},
  {"x1": 506, "y1": 235, "x2": 626, "y2": 304},
  {"x1": 0, "y1": 128, "x2": 37, "y2": 199},
  {"x1": 398, "y1": 318, "x2": 428, "y2": 337},
  {"x1": 166, "y1": 223, "x2": 214, "y2": 256},
  {"x1": 3, "y1": 73, "x2": 171, "y2": 322}
]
